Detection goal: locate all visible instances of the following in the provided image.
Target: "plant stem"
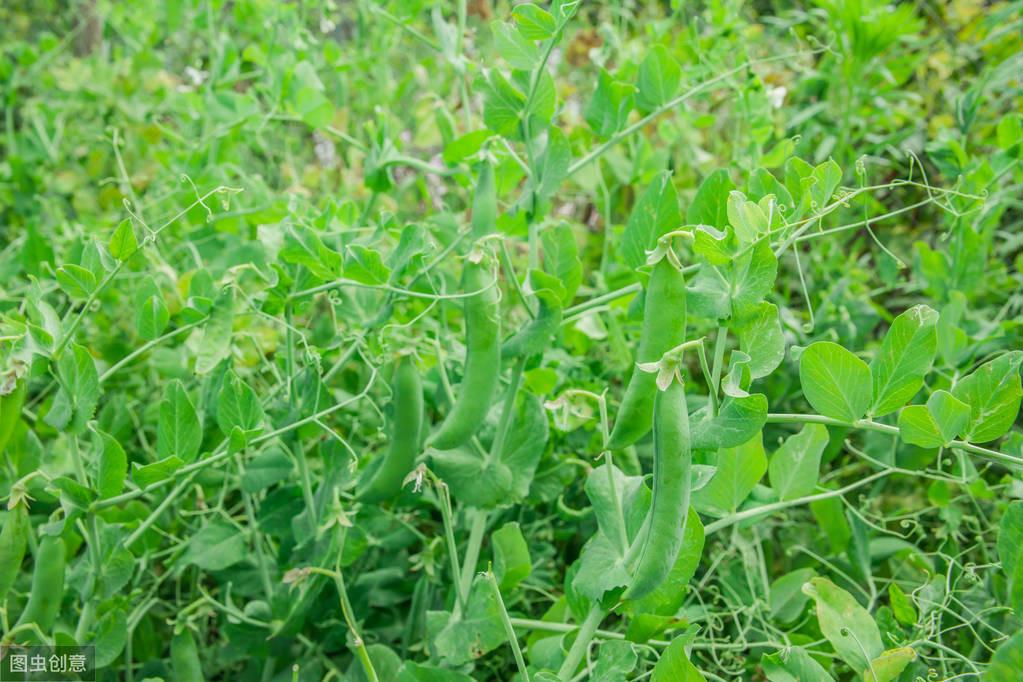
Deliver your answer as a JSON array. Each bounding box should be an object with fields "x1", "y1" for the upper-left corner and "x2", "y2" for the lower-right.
[
  {"x1": 486, "y1": 571, "x2": 530, "y2": 682},
  {"x1": 557, "y1": 604, "x2": 605, "y2": 680},
  {"x1": 764, "y1": 413, "x2": 1023, "y2": 468},
  {"x1": 436, "y1": 481, "x2": 468, "y2": 614},
  {"x1": 455, "y1": 509, "x2": 488, "y2": 617}
]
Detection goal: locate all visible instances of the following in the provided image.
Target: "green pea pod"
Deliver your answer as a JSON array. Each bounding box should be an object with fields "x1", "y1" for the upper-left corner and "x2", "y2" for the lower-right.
[
  {"x1": 606, "y1": 257, "x2": 687, "y2": 450},
  {"x1": 430, "y1": 257, "x2": 501, "y2": 450},
  {"x1": 501, "y1": 288, "x2": 563, "y2": 360},
  {"x1": 471, "y1": 159, "x2": 497, "y2": 238},
  {"x1": 0, "y1": 378, "x2": 26, "y2": 455},
  {"x1": 171, "y1": 628, "x2": 205, "y2": 682},
  {"x1": 624, "y1": 378, "x2": 691, "y2": 600},
  {"x1": 358, "y1": 356, "x2": 424, "y2": 502},
  {"x1": 0, "y1": 500, "x2": 29, "y2": 600},
  {"x1": 14, "y1": 534, "x2": 66, "y2": 638}
]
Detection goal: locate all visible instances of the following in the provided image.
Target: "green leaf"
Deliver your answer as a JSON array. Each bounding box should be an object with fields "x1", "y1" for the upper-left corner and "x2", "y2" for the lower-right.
[
  {"x1": 431, "y1": 446, "x2": 513, "y2": 509},
  {"x1": 726, "y1": 191, "x2": 769, "y2": 243},
  {"x1": 541, "y1": 222, "x2": 582, "y2": 305},
  {"x1": 56, "y1": 264, "x2": 97, "y2": 299},
  {"x1": 95, "y1": 428, "x2": 127, "y2": 499},
  {"x1": 511, "y1": 3, "x2": 557, "y2": 40},
  {"x1": 731, "y1": 241, "x2": 778, "y2": 314},
  {"x1": 397, "y1": 661, "x2": 475, "y2": 682},
  {"x1": 491, "y1": 21, "x2": 538, "y2": 70},
  {"x1": 621, "y1": 172, "x2": 679, "y2": 271},
  {"x1": 651, "y1": 636, "x2": 706, "y2": 681},
  {"x1": 998, "y1": 501, "x2": 1023, "y2": 578},
  {"x1": 898, "y1": 389, "x2": 970, "y2": 448},
  {"x1": 592, "y1": 640, "x2": 638, "y2": 681},
  {"x1": 241, "y1": 446, "x2": 294, "y2": 493},
  {"x1": 988, "y1": 628, "x2": 1023, "y2": 680},
  {"x1": 480, "y1": 70, "x2": 525, "y2": 138},
  {"x1": 636, "y1": 45, "x2": 681, "y2": 112},
  {"x1": 736, "y1": 302, "x2": 784, "y2": 379},
  {"x1": 951, "y1": 351, "x2": 1023, "y2": 442},
  {"x1": 888, "y1": 583, "x2": 917, "y2": 625},
  {"x1": 294, "y1": 87, "x2": 334, "y2": 129},
  {"x1": 799, "y1": 341, "x2": 872, "y2": 422},
  {"x1": 217, "y1": 370, "x2": 265, "y2": 438},
  {"x1": 536, "y1": 127, "x2": 572, "y2": 204},
  {"x1": 157, "y1": 380, "x2": 202, "y2": 463},
  {"x1": 802, "y1": 577, "x2": 883, "y2": 673},
  {"x1": 179, "y1": 522, "x2": 247, "y2": 571},
  {"x1": 492, "y1": 522, "x2": 531, "y2": 591},
  {"x1": 109, "y1": 220, "x2": 138, "y2": 260},
  {"x1": 769, "y1": 568, "x2": 816, "y2": 623},
  {"x1": 442, "y1": 129, "x2": 493, "y2": 165},
  {"x1": 46, "y1": 343, "x2": 101, "y2": 434},
  {"x1": 689, "y1": 394, "x2": 768, "y2": 450},
  {"x1": 132, "y1": 455, "x2": 184, "y2": 488},
  {"x1": 94, "y1": 608, "x2": 128, "y2": 667},
  {"x1": 573, "y1": 531, "x2": 632, "y2": 600},
  {"x1": 761, "y1": 647, "x2": 835, "y2": 682},
  {"x1": 585, "y1": 68, "x2": 634, "y2": 138},
  {"x1": 869, "y1": 304, "x2": 938, "y2": 417},
  {"x1": 687, "y1": 170, "x2": 735, "y2": 229},
  {"x1": 195, "y1": 286, "x2": 234, "y2": 374},
  {"x1": 281, "y1": 225, "x2": 343, "y2": 280},
  {"x1": 693, "y1": 433, "x2": 767, "y2": 517},
  {"x1": 136, "y1": 295, "x2": 169, "y2": 341},
  {"x1": 431, "y1": 577, "x2": 506, "y2": 665},
  {"x1": 864, "y1": 647, "x2": 917, "y2": 682},
  {"x1": 768, "y1": 423, "x2": 828, "y2": 501}
]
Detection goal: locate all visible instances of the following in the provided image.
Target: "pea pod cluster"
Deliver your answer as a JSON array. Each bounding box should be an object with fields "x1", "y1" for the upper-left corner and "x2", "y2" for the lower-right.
[
  {"x1": 624, "y1": 377, "x2": 691, "y2": 600},
  {"x1": 429, "y1": 256, "x2": 501, "y2": 450},
  {"x1": 358, "y1": 355, "x2": 424, "y2": 502},
  {"x1": 14, "y1": 534, "x2": 66, "y2": 642},
  {"x1": 607, "y1": 256, "x2": 687, "y2": 450}
]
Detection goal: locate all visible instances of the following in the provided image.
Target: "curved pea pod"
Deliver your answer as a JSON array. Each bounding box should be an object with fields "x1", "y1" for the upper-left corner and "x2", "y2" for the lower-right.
[
  {"x1": 430, "y1": 257, "x2": 501, "y2": 450},
  {"x1": 14, "y1": 534, "x2": 66, "y2": 639},
  {"x1": 172, "y1": 628, "x2": 205, "y2": 682},
  {"x1": 501, "y1": 288, "x2": 563, "y2": 360},
  {"x1": 607, "y1": 257, "x2": 687, "y2": 450},
  {"x1": 358, "y1": 356, "x2": 424, "y2": 503},
  {"x1": 0, "y1": 500, "x2": 29, "y2": 601},
  {"x1": 623, "y1": 378, "x2": 691, "y2": 600},
  {"x1": 0, "y1": 377, "x2": 27, "y2": 455}
]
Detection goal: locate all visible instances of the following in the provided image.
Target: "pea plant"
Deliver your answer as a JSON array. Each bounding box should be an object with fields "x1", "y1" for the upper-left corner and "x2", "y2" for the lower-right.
[{"x1": 1, "y1": 0, "x2": 1022, "y2": 680}]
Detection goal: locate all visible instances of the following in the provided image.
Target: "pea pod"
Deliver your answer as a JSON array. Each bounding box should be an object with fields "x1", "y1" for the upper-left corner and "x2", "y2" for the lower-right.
[
  {"x1": 501, "y1": 288, "x2": 562, "y2": 360},
  {"x1": 171, "y1": 628, "x2": 205, "y2": 682},
  {"x1": 358, "y1": 356, "x2": 424, "y2": 502},
  {"x1": 14, "y1": 534, "x2": 66, "y2": 638},
  {"x1": 606, "y1": 257, "x2": 687, "y2": 450},
  {"x1": 0, "y1": 376, "x2": 26, "y2": 455},
  {"x1": 623, "y1": 377, "x2": 691, "y2": 600},
  {"x1": 430, "y1": 256, "x2": 501, "y2": 450},
  {"x1": 0, "y1": 500, "x2": 29, "y2": 601},
  {"x1": 471, "y1": 159, "x2": 497, "y2": 238}
]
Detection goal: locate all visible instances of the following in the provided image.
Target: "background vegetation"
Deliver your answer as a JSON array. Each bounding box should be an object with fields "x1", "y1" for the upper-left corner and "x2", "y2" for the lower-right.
[{"x1": 1, "y1": 0, "x2": 1022, "y2": 680}]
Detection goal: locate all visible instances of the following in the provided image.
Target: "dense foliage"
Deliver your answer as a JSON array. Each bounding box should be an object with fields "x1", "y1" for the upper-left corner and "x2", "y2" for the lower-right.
[{"x1": 2, "y1": 0, "x2": 1022, "y2": 680}]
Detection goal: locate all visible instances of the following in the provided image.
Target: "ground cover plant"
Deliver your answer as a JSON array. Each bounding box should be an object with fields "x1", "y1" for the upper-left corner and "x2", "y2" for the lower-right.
[{"x1": 1, "y1": 0, "x2": 1022, "y2": 680}]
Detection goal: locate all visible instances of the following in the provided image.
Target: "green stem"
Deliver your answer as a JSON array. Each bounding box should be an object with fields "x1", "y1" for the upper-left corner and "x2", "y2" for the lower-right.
[
  {"x1": 486, "y1": 571, "x2": 530, "y2": 682},
  {"x1": 436, "y1": 481, "x2": 467, "y2": 614},
  {"x1": 764, "y1": 413, "x2": 1023, "y2": 468},
  {"x1": 557, "y1": 604, "x2": 605, "y2": 680},
  {"x1": 456, "y1": 510, "x2": 488, "y2": 617}
]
